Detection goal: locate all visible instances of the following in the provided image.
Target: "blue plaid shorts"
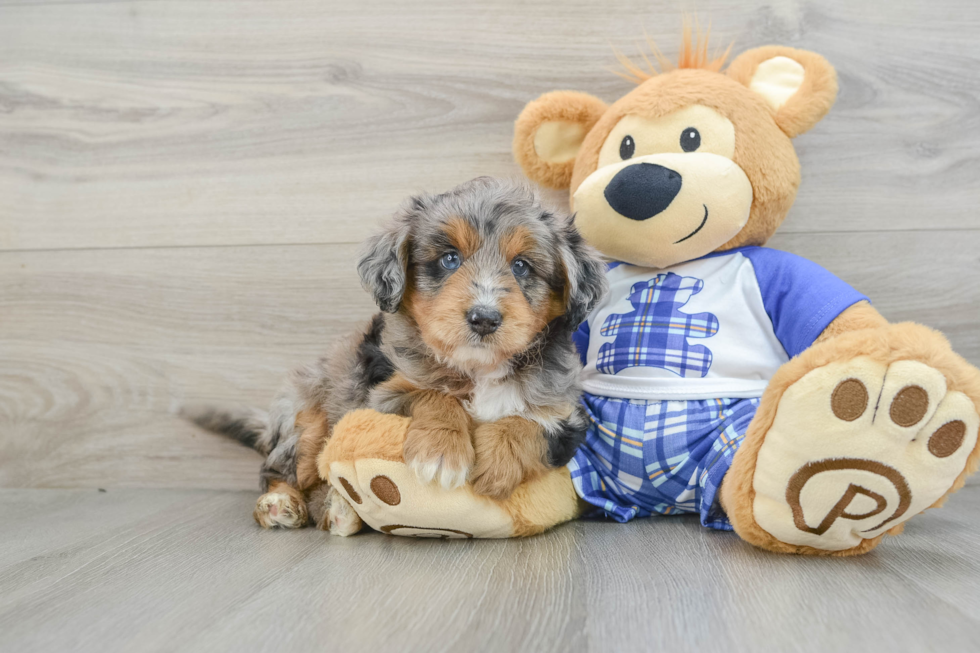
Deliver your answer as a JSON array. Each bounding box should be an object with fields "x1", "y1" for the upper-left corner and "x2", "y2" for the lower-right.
[{"x1": 568, "y1": 394, "x2": 760, "y2": 530}]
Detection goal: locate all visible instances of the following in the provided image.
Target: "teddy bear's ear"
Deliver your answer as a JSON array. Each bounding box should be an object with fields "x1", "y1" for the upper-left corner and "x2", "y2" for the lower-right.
[
  {"x1": 513, "y1": 91, "x2": 608, "y2": 189},
  {"x1": 726, "y1": 46, "x2": 838, "y2": 138}
]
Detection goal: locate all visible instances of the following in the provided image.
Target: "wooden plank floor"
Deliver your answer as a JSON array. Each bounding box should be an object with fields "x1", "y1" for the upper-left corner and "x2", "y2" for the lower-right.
[
  {"x1": 2, "y1": 0, "x2": 980, "y2": 651},
  {"x1": 2, "y1": 487, "x2": 980, "y2": 653}
]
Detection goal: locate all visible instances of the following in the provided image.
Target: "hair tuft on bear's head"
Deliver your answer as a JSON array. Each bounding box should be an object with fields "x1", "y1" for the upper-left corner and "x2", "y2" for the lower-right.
[{"x1": 612, "y1": 18, "x2": 733, "y2": 84}]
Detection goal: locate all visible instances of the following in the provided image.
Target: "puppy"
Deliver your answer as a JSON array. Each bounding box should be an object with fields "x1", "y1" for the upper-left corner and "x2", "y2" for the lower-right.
[{"x1": 186, "y1": 177, "x2": 607, "y2": 534}]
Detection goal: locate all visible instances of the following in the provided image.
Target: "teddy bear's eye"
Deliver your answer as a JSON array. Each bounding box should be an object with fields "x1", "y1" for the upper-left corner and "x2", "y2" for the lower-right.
[
  {"x1": 619, "y1": 135, "x2": 635, "y2": 160},
  {"x1": 680, "y1": 127, "x2": 701, "y2": 152}
]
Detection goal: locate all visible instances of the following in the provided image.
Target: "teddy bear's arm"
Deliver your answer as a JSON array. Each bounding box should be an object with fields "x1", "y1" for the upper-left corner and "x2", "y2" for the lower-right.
[
  {"x1": 724, "y1": 290, "x2": 980, "y2": 555},
  {"x1": 813, "y1": 300, "x2": 889, "y2": 344}
]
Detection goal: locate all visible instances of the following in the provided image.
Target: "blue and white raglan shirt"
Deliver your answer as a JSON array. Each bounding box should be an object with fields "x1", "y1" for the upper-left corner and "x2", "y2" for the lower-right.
[{"x1": 568, "y1": 247, "x2": 868, "y2": 530}]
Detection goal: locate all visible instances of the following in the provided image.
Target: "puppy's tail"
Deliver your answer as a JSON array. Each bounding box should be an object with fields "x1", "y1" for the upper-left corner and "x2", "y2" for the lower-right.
[{"x1": 179, "y1": 404, "x2": 275, "y2": 455}]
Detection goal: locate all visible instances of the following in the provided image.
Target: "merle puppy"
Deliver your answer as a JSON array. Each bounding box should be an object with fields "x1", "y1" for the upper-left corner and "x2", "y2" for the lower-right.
[{"x1": 187, "y1": 177, "x2": 607, "y2": 534}]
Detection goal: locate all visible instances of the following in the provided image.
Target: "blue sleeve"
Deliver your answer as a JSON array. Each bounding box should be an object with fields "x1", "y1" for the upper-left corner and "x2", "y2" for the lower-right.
[
  {"x1": 572, "y1": 320, "x2": 590, "y2": 366},
  {"x1": 741, "y1": 247, "x2": 869, "y2": 358}
]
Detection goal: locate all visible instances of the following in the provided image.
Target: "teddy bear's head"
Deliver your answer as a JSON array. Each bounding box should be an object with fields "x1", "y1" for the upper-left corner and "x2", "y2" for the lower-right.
[{"x1": 513, "y1": 34, "x2": 838, "y2": 268}]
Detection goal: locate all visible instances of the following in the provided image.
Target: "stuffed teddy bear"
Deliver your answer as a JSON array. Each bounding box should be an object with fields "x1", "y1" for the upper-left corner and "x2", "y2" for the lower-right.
[{"x1": 318, "y1": 31, "x2": 980, "y2": 555}]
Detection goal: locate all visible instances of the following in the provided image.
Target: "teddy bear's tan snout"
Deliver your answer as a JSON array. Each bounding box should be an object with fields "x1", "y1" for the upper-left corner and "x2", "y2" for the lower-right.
[{"x1": 572, "y1": 152, "x2": 753, "y2": 268}]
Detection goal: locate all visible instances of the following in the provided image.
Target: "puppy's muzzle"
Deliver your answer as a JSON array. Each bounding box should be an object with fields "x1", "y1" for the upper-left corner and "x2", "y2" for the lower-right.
[
  {"x1": 603, "y1": 163, "x2": 682, "y2": 221},
  {"x1": 466, "y1": 306, "x2": 501, "y2": 336}
]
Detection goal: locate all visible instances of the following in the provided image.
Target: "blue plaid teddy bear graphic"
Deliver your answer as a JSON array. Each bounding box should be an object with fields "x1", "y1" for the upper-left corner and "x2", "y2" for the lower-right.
[{"x1": 596, "y1": 272, "x2": 719, "y2": 378}]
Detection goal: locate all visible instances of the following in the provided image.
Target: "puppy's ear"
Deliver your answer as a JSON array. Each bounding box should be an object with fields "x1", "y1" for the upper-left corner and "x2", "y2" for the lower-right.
[
  {"x1": 553, "y1": 215, "x2": 608, "y2": 327},
  {"x1": 357, "y1": 196, "x2": 421, "y2": 313},
  {"x1": 514, "y1": 91, "x2": 608, "y2": 190},
  {"x1": 726, "y1": 46, "x2": 838, "y2": 138}
]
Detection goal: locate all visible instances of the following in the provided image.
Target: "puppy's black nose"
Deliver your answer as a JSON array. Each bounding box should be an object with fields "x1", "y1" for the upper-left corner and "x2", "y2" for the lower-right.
[
  {"x1": 604, "y1": 163, "x2": 682, "y2": 221},
  {"x1": 466, "y1": 306, "x2": 502, "y2": 336}
]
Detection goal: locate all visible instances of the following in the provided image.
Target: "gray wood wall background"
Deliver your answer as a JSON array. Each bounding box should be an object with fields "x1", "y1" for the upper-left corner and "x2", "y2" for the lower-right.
[{"x1": 2, "y1": 0, "x2": 978, "y2": 491}]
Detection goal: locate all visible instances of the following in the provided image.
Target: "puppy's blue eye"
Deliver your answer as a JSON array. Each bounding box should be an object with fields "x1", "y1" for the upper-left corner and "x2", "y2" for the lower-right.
[
  {"x1": 511, "y1": 259, "x2": 530, "y2": 278},
  {"x1": 440, "y1": 252, "x2": 461, "y2": 270}
]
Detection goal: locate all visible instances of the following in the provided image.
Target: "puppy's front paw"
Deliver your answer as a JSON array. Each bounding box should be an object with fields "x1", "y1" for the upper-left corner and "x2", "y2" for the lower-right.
[
  {"x1": 403, "y1": 422, "x2": 475, "y2": 489},
  {"x1": 471, "y1": 458, "x2": 524, "y2": 501},
  {"x1": 470, "y1": 420, "x2": 548, "y2": 501}
]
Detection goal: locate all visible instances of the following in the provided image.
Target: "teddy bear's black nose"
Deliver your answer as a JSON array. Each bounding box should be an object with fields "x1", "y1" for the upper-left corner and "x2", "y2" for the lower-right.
[{"x1": 604, "y1": 163, "x2": 683, "y2": 221}]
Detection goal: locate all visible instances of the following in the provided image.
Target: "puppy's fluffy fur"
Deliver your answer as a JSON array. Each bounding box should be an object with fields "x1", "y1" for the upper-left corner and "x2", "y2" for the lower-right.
[{"x1": 186, "y1": 177, "x2": 607, "y2": 533}]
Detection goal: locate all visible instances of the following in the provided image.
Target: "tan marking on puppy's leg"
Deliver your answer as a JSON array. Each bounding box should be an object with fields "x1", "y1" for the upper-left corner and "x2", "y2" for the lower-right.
[
  {"x1": 471, "y1": 416, "x2": 549, "y2": 500},
  {"x1": 403, "y1": 390, "x2": 475, "y2": 489},
  {"x1": 370, "y1": 372, "x2": 420, "y2": 417},
  {"x1": 295, "y1": 408, "x2": 330, "y2": 491},
  {"x1": 254, "y1": 480, "x2": 308, "y2": 529}
]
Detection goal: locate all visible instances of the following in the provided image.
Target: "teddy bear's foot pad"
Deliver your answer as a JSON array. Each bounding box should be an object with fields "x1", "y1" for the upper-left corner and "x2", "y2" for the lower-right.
[
  {"x1": 753, "y1": 357, "x2": 979, "y2": 551},
  {"x1": 328, "y1": 458, "x2": 516, "y2": 538}
]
